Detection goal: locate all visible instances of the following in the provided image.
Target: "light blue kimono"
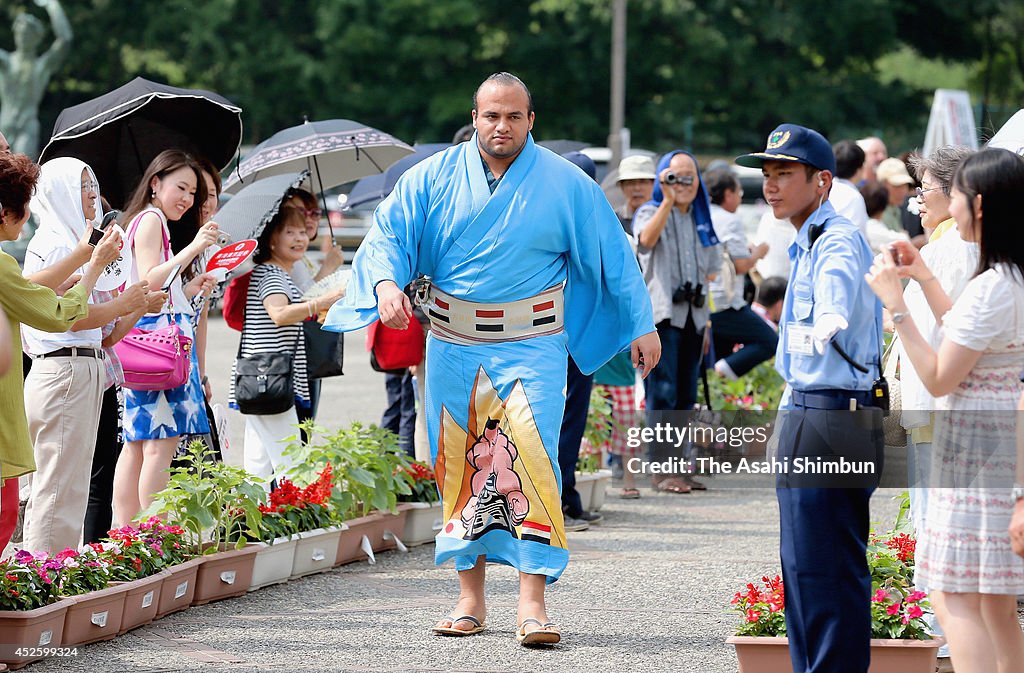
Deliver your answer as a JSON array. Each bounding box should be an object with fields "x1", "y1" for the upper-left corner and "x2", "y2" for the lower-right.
[{"x1": 325, "y1": 134, "x2": 654, "y2": 581}]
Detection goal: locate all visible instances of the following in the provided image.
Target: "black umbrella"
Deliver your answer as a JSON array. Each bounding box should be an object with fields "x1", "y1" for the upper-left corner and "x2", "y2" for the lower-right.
[
  {"x1": 344, "y1": 142, "x2": 449, "y2": 210},
  {"x1": 213, "y1": 170, "x2": 310, "y2": 244},
  {"x1": 38, "y1": 77, "x2": 243, "y2": 207},
  {"x1": 221, "y1": 119, "x2": 413, "y2": 195}
]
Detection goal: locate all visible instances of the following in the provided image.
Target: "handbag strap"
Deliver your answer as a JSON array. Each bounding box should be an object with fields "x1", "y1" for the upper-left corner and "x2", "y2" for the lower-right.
[{"x1": 126, "y1": 209, "x2": 190, "y2": 321}]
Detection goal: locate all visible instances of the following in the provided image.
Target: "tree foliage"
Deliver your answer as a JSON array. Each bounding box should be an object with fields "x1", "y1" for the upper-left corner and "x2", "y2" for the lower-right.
[{"x1": 0, "y1": 0, "x2": 1019, "y2": 159}]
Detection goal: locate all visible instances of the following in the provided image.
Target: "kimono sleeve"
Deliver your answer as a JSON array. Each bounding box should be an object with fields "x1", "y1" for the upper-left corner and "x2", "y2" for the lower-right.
[
  {"x1": 564, "y1": 182, "x2": 655, "y2": 375},
  {"x1": 323, "y1": 168, "x2": 428, "y2": 333}
]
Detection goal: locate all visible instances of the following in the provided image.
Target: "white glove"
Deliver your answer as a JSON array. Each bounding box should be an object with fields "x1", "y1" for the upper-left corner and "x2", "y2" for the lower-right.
[{"x1": 812, "y1": 313, "x2": 848, "y2": 355}]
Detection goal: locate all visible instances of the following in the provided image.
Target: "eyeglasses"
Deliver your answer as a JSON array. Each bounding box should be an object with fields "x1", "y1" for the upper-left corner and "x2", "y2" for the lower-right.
[
  {"x1": 303, "y1": 208, "x2": 322, "y2": 218},
  {"x1": 81, "y1": 181, "x2": 99, "y2": 193},
  {"x1": 915, "y1": 186, "x2": 941, "y2": 198}
]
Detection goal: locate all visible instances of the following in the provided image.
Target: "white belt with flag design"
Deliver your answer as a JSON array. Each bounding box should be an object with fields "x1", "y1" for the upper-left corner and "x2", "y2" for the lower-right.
[{"x1": 426, "y1": 284, "x2": 565, "y2": 345}]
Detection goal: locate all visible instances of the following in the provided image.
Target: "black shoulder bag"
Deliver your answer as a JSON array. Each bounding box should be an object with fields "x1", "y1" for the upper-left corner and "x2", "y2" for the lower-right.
[{"x1": 235, "y1": 326, "x2": 303, "y2": 416}]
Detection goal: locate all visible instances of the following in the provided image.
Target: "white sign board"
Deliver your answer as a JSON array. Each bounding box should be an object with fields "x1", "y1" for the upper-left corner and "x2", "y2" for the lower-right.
[{"x1": 923, "y1": 89, "x2": 979, "y2": 158}]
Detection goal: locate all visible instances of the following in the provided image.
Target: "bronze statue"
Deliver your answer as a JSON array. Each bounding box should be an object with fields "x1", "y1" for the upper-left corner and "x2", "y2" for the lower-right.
[{"x1": 0, "y1": 0, "x2": 72, "y2": 156}]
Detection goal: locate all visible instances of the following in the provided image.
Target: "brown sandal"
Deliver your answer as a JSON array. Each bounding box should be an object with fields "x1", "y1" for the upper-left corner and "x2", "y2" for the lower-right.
[
  {"x1": 517, "y1": 618, "x2": 561, "y2": 646},
  {"x1": 432, "y1": 614, "x2": 486, "y2": 636},
  {"x1": 655, "y1": 477, "x2": 692, "y2": 494}
]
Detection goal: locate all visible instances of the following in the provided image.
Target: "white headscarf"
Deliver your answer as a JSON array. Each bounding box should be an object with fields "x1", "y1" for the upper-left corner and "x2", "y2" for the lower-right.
[{"x1": 26, "y1": 157, "x2": 104, "y2": 267}]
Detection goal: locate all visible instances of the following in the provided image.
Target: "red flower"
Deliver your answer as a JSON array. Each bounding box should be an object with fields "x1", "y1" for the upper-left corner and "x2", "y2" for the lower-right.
[
  {"x1": 745, "y1": 608, "x2": 761, "y2": 623},
  {"x1": 906, "y1": 591, "x2": 926, "y2": 603},
  {"x1": 886, "y1": 602, "x2": 901, "y2": 616},
  {"x1": 872, "y1": 588, "x2": 889, "y2": 603},
  {"x1": 907, "y1": 605, "x2": 924, "y2": 619}
]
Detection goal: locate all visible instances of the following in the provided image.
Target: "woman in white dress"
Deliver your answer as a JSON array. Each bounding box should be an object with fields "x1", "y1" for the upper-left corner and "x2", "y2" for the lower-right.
[{"x1": 867, "y1": 148, "x2": 1024, "y2": 673}]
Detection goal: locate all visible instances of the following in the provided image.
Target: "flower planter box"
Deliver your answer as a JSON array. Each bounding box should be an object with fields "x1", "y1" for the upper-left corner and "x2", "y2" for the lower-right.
[
  {"x1": 575, "y1": 469, "x2": 613, "y2": 512},
  {"x1": 290, "y1": 527, "x2": 343, "y2": 579},
  {"x1": 573, "y1": 472, "x2": 596, "y2": 512},
  {"x1": 590, "y1": 469, "x2": 613, "y2": 511},
  {"x1": 335, "y1": 511, "x2": 408, "y2": 565},
  {"x1": 378, "y1": 507, "x2": 410, "y2": 552},
  {"x1": 401, "y1": 501, "x2": 443, "y2": 546},
  {"x1": 114, "y1": 572, "x2": 166, "y2": 635},
  {"x1": 191, "y1": 544, "x2": 260, "y2": 606},
  {"x1": 249, "y1": 536, "x2": 298, "y2": 591},
  {"x1": 156, "y1": 557, "x2": 203, "y2": 619},
  {"x1": 727, "y1": 635, "x2": 944, "y2": 673},
  {"x1": 62, "y1": 584, "x2": 128, "y2": 646},
  {"x1": 0, "y1": 598, "x2": 73, "y2": 670}
]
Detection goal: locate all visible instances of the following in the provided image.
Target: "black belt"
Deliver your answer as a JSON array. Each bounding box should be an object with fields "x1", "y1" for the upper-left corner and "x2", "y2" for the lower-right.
[
  {"x1": 37, "y1": 347, "x2": 102, "y2": 359},
  {"x1": 791, "y1": 388, "x2": 872, "y2": 410}
]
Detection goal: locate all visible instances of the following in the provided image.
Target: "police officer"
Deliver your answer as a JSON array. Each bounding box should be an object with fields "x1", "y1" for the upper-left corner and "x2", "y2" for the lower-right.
[{"x1": 736, "y1": 124, "x2": 884, "y2": 673}]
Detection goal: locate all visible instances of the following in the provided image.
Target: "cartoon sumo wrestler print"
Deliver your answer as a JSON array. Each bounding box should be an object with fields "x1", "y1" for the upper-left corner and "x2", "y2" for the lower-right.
[{"x1": 460, "y1": 418, "x2": 529, "y2": 539}]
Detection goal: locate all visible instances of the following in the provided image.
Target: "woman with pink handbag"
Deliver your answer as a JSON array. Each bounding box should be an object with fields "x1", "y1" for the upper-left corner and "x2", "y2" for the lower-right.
[{"x1": 112, "y1": 150, "x2": 218, "y2": 526}]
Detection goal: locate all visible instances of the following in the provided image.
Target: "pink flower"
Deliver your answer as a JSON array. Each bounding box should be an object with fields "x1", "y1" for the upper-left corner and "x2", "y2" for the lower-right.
[
  {"x1": 906, "y1": 591, "x2": 926, "y2": 603},
  {"x1": 907, "y1": 605, "x2": 924, "y2": 619},
  {"x1": 872, "y1": 589, "x2": 889, "y2": 603},
  {"x1": 886, "y1": 602, "x2": 901, "y2": 616}
]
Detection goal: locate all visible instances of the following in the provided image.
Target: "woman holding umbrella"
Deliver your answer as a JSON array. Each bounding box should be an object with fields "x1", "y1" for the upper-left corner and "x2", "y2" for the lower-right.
[
  {"x1": 232, "y1": 205, "x2": 342, "y2": 486},
  {"x1": 112, "y1": 150, "x2": 218, "y2": 525},
  {"x1": 0, "y1": 150, "x2": 120, "y2": 553}
]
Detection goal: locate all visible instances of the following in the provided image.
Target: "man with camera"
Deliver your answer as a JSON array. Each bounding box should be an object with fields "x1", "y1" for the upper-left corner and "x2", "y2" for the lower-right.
[
  {"x1": 634, "y1": 150, "x2": 721, "y2": 493},
  {"x1": 736, "y1": 125, "x2": 884, "y2": 673}
]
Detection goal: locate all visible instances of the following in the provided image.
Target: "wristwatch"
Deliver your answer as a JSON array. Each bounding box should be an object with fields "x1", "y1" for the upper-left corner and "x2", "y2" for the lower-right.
[
  {"x1": 891, "y1": 311, "x2": 910, "y2": 325},
  {"x1": 1013, "y1": 484, "x2": 1024, "y2": 502}
]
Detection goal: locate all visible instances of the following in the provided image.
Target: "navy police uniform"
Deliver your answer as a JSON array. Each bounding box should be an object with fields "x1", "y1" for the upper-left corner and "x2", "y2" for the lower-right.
[{"x1": 737, "y1": 125, "x2": 885, "y2": 673}]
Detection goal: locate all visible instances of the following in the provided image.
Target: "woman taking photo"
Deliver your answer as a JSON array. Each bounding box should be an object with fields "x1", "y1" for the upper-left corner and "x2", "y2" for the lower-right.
[
  {"x1": 113, "y1": 150, "x2": 218, "y2": 525},
  {"x1": 233, "y1": 206, "x2": 341, "y2": 487},
  {"x1": 0, "y1": 151, "x2": 119, "y2": 552},
  {"x1": 867, "y1": 148, "x2": 1024, "y2": 673}
]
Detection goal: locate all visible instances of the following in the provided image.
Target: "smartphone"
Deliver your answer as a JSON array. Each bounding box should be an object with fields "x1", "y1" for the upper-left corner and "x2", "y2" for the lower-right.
[
  {"x1": 88, "y1": 210, "x2": 121, "y2": 246},
  {"x1": 161, "y1": 264, "x2": 182, "y2": 292}
]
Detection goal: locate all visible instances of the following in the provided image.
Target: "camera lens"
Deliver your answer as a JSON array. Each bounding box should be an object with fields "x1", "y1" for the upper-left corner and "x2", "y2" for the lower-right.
[{"x1": 665, "y1": 173, "x2": 678, "y2": 185}]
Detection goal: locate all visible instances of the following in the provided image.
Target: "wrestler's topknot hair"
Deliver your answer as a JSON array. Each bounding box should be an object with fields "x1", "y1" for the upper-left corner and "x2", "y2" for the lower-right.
[{"x1": 473, "y1": 72, "x2": 534, "y2": 115}]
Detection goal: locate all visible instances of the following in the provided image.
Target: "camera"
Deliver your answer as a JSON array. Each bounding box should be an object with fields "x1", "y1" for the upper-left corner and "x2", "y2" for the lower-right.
[
  {"x1": 664, "y1": 173, "x2": 695, "y2": 186},
  {"x1": 88, "y1": 210, "x2": 120, "y2": 246},
  {"x1": 672, "y1": 281, "x2": 705, "y2": 307}
]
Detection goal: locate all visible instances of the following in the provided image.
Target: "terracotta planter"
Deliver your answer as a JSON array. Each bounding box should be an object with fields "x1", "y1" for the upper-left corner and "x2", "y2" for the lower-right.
[
  {"x1": 290, "y1": 527, "x2": 343, "y2": 578},
  {"x1": 378, "y1": 507, "x2": 410, "y2": 552},
  {"x1": 401, "y1": 501, "x2": 443, "y2": 546},
  {"x1": 727, "y1": 635, "x2": 944, "y2": 673},
  {"x1": 61, "y1": 584, "x2": 128, "y2": 646},
  {"x1": 0, "y1": 599, "x2": 73, "y2": 670},
  {"x1": 335, "y1": 511, "x2": 407, "y2": 565},
  {"x1": 156, "y1": 557, "x2": 203, "y2": 619},
  {"x1": 191, "y1": 544, "x2": 260, "y2": 606},
  {"x1": 589, "y1": 469, "x2": 613, "y2": 511},
  {"x1": 114, "y1": 572, "x2": 166, "y2": 635},
  {"x1": 249, "y1": 536, "x2": 298, "y2": 591}
]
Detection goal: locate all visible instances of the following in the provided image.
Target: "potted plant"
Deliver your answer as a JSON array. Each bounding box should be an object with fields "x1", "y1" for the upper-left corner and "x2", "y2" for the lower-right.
[
  {"x1": 727, "y1": 520, "x2": 942, "y2": 672},
  {"x1": 398, "y1": 461, "x2": 442, "y2": 546},
  {"x1": 577, "y1": 387, "x2": 616, "y2": 512},
  {"x1": 250, "y1": 465, "x2": 342, "y2": 580},
  {"x1": 0, "y1": 551, "x2": 75, "y2": 669},
  {"x1": 144, "y1": 441, "x2": 265, "y2": 606},
  {"x1": 284, "y1": 422, "x2": 412, "y2": 565}
]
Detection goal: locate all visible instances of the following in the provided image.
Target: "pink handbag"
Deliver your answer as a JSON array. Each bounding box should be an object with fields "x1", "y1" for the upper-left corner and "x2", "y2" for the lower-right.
[
  {"x1": 115, "y1": 322, "x2": 193, "y2": 391},
  {"x1": 113, "y1": 210, "x2": 194, "y2": 391}
]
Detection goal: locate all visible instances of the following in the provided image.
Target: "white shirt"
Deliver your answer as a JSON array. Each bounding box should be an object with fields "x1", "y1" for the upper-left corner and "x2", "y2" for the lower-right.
[
  {"x1": 753, "y1": 210, "x2": 794, "y2": 281},
  {"x1": 21, "y1": 245, "x2": 101, "y2": 355},
  {"x1": 865, "y1": 217, "x2": 910, "y2": 254},
  {"x1": 829, "y1": 179, "x2": 869, "y2": 237},
  {"x1": 898, "y1": 228, "x2": 979, "y2": 427}
]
